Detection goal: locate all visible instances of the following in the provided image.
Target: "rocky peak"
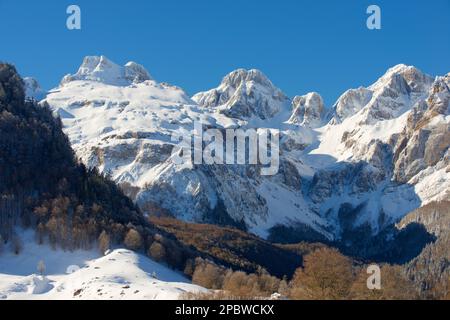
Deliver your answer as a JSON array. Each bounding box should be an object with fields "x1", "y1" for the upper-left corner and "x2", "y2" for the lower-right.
[
  {"x1": 427, "y1": 74, "x2": 450, "y2": 114},
  {"x1": 193, "y1": 68, "x2": 289, "y2": 120},
  {"x1": 221, "y1": 68, "x2": 274, "y2": 90},
  {"x1": 328, "y1": 64, "x2": 434, "y2": 124},
  {"x1": 124, "y1": 61, "x2": 152, "y2": 84},
  {"x1": 288, "y1": 92, "x2": 325, "y2": 127},
  {"x1": 369, "y1": 64, "x2": 433, "y2": 94},
  {"x1": 61, "y1": 55, "x2": 152, "y2": 86},
  {"x1": 328, "y1": 87, "x2": 373, "y2": 124},
  {"x1": 400, "y1": 76, "x2": 449, "y2": 137},
  {"x1": 392, "y1": 75, "x2": 450, "y2": 183}
]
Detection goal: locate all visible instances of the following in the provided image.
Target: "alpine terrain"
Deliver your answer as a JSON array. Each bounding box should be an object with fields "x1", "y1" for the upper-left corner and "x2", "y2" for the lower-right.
[
  {"x1": 40, "y1": 56, "x2": 448, "y2": 250},
  {"x1": 1, "y1": 56, "x2": 449, "y2": 300}
]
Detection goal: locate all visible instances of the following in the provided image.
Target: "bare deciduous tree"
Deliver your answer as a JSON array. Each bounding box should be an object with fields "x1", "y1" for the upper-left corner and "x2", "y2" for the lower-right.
[
  {"x1": 124, "y1": 229, "x2": 143, "y2": 251},
  {"x1": 148, "y1": 242, "x2": 166, "y2": 262},
  {"x1": 98, "y1": 230, "x2": 110, "y2": 255},
  {"x1": 37, "y1": 260, "x2": 46, "y2": 276},
  {"x1": 289, "y1": 248, "x2": 354, "y2": 300}
]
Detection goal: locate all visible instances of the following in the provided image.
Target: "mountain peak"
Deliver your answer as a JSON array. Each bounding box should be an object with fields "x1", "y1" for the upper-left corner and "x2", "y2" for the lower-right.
[
  {"x1": 328, "y1": 64, "x2": 434, "y2": 124},
  {"x1": 193, "y1": 68, "x2": 288, "y2": 120},
  {"x1": 221, "y1": 68, "x2": 274, "y2": 90},
  {"x1": 369, "y1": 64, "x2": 432, "y2": 93},
  {"x1": 61, "y1": 55, "x2": 152, "y2": 86},
  {"x1": 288, "y1": 92, "x2": 325, "y2": 127}
]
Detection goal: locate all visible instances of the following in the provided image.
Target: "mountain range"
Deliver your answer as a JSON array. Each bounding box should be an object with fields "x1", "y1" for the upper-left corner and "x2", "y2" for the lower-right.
[{"x1": 28, "y1": 56, "x2": 448, "y2": 251}]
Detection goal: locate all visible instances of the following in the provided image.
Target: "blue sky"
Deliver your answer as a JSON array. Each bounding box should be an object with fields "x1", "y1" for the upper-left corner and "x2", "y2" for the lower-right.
[{"x1": 1, "y1": 0, "x2": 449, "y2": 105}]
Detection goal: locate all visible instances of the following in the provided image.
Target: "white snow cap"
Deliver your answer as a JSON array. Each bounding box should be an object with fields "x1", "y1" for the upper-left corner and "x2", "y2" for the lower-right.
[{"x1": 61, "y1": 55, "x2": 152, "y2": 86}]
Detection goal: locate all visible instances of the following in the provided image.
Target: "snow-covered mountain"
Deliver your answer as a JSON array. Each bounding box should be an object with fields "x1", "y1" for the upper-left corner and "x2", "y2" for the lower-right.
[
  {"x1": 192, "y1": 69, "x2": 290, "y2": 121},
  {"x1": 40, "y1": 56, "x2": 449, "y2": 243},
  {"x1": 287, "y1": 92, "x2": 325, "y2": 127},
  {"x1": 309, "y1": 67, "x2": 449, "y2": 239},
  {"x1": 327, "y1": 64, "x2": 434, "y2": 125},
  {"x1": 0, "y1": 230, "x2": 205, "y2": 300},
  {"x1": 61, "y1": 55, "x2": 152, "y2": 86}
]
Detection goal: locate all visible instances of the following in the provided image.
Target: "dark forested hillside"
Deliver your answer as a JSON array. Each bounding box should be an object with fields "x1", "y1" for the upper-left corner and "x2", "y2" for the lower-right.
[
  {"x1": 151, "y1": 216, "x2": 302, "y2": 278},
  {"x1": 401, "y1": 201, "x2": 450, "y2": 299},
  {"x1": 0, "y1": 63, "x2": 147, "y2": 249}
]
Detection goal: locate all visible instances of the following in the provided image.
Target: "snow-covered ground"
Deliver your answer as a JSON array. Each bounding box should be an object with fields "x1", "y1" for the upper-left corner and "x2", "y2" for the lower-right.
[{"x1": 0, "y1": 231, "x2": 205, "y2": 300}]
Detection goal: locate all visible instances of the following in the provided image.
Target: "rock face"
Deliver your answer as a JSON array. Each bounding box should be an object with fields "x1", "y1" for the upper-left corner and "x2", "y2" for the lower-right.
[
  {"x1": 393, "y1": 74, "x2": 450, "y2": 184},
  {"x1": 288, "y1": 92, "x2": 324, "y2": 127},
  {"x1": 329, "y1": 87, "x2": 373, "y2": 124},
  {"x1": 328, "y1": 64, "x2": 434, "y2": 125},
  {"x1": 42, "y1": 57, "x2": 449, "y2": 243},
  {"x1": 193, "y1": 69, "x2": 290, "y2": 120}
]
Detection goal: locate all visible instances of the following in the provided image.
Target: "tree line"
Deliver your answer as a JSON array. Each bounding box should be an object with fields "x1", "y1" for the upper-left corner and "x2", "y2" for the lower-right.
[{"x1": 185, "y1": 247, "x2": 450, "y2": 300}]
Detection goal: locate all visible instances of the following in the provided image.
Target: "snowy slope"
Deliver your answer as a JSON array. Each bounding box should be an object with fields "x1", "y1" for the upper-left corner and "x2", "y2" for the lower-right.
[
  {"x1": 0, "y1": 230, "x2": 205, "y2": 300},
  {"x1": 40, "y1": 56, "x2": 449, "y2": 241},
  {"x1": 45, "y1": 67, "x2": 237, "y2": 184}
]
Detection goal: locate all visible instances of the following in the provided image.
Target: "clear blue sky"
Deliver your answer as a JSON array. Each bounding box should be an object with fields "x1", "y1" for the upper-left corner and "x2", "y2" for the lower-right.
[{"x1": 1, "y1": 0, "x2": 449, "y2": 105}]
